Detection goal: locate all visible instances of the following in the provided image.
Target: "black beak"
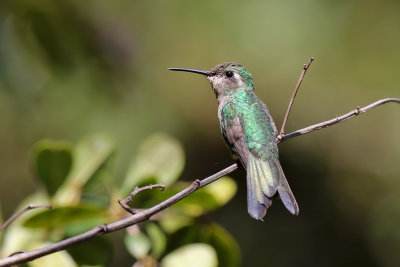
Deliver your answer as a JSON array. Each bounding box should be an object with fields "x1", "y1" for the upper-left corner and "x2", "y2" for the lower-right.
[{"x1": 168, "y1": 67, "x2": 212, "y2": 76}]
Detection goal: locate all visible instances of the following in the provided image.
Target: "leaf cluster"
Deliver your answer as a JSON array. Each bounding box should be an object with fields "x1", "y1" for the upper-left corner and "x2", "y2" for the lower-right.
[{"x1": 0, "y1": 133, "x2": 240, "y2": 267}]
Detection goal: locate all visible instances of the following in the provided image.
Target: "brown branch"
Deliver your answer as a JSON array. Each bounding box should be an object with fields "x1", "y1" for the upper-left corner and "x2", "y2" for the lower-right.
[
  {"x1": 1, "y1": 97, "x2": 398, "y2": 267},
  {"x1": 118, "y1": 184, "x2": 165, "y2": 215},
  {"x1": 278, "y1": 58, "x2": 314, "y2": 140},
  {"x1": 0, "y1": 167, "x2": 236, "y2": 267},
  {"x1": 278, "y1": 98, "x2": 400, "y2": 143},
  {"x1": 1, "y1": 97, "x2": 399, "y2": 267},
  {"x1": 0, "y1": 204, "x2": 52, "y2": 232},
  {"x1": 0, "y1": 97, "x2": 398, "y2": 266}
]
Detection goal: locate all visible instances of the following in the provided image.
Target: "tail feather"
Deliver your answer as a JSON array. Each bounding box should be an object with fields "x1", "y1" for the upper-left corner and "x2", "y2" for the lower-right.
[
  {"x1": 247, "y1": 154, "x2": 268, "y2": 220},
  {"x1": 246, "y1": 153, "x2": 299, "y2": 219},
  {"x1": 276, "y1": 163, "x2": 299, "y2": 215},
  {"x1": 255, "y1": 160, "x2": 277, "y2": 197}
]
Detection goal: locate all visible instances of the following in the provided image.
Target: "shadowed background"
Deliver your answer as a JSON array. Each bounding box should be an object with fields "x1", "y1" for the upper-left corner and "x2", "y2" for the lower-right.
[{"x1": 0, "y1": 0, "x2": 399, "y2": 266}]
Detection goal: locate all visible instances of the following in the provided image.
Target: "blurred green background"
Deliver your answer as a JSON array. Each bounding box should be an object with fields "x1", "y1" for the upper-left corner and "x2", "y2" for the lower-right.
[{"x1": 0, "y1": 0, "x2": 399, "y2": 266}]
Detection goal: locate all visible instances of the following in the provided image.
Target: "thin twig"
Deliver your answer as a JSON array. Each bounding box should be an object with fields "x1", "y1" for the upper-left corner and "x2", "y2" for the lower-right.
[
  {"x1": 0, "y1": 167, "x2": 234, "y2": 267},
  {"x1": 0, "y1": 97, "x2": 398, "y2": 267},
  {"x1": 118, "y1": 184, "x2": 165, "y2": 215},
  {"x1": 0, "y1": 205, "x2": 52, "y2": 232},
  {"x1": 278, "y1": 98, "x2": 400, "y2": 143},
  {"x1": 278, "y1": 58, "x2": 314, "y2": 140}
]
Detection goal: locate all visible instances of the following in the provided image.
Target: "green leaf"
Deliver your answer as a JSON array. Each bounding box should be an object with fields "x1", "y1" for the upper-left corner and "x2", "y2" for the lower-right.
[
  {"x1": 159, "y1": 210, "x2": 193, "y2": 233},
  {"x1": 204, "y1": 176, "x2": 237, "y2": 206},
  {"x1": 123, "y1": 133, "x2": 185, "y2": 194},
  {"x1": 71, "y1": 133, "x2": 115, "y2": 184},
  {"x1": 161, "y1": 243, "x2": 218, "y2": 267},
  {"x1": 146, "y1": 223, "x2": 167, "y2": 259},
  {"x1": 124, "y1": 230, "x2": 151, "y2": 259},
  {"x1": 167, "y1": 223, "x2": 240, "y2": 267},
  {"x1": 67, "y1": 236, "x2": 112, "y2": 266},
  {"x1": 159, "y1": 177, "x2": 237, "y2": 218},
  {"x1": 206, "y1": 224, "x2": 241, "y2": 267},
  {"x1": 23, "y1": 205, "x2": 109, "y2": 236},
  {"x1": 54, "y1": 134, "x2": 115, "y2": 204},
  {"x1": 32, "y1": 140, "x2": 73, "y2": 196},
  {"x1": 28, "y1": 243, "x2": 78, "y2": 267},
  {"x1": 0, "y1": 192, "x2": 50, "y2": 256}
]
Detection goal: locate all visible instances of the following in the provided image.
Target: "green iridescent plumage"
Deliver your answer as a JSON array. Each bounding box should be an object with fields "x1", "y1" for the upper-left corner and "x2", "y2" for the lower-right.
[{"x1": 169, "y1": 62, "x2": 299, "y2": 220}]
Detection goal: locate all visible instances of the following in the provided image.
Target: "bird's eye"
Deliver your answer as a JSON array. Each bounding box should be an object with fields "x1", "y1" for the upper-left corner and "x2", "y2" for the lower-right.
[{"x1": 225, "y1": 71, "x2": 234, "y2": 78}]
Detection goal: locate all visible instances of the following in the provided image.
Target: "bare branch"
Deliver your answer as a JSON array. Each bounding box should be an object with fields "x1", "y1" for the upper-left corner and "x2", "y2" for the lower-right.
[
  {"x1": 118, "y1": 184, "x2": 165, "y2": 215},
  {"x1": 278, "y1": 98, "x2": 400, "y2": 143},
  {"x1": 1, "y1": 97, "x2": 399, "y2": 267},
  {"x1": 278, "y1": 58, "x2": 314, "y2": 140},
  {"x1": 0, "y1": 166, "x2": 236, "y2": 267},
  {"x1": 0, "y1": 204, "x2": 52, "y2": 232},
  {"x1": 0, "y1": 75, "x2": 398, "y2": 267}
]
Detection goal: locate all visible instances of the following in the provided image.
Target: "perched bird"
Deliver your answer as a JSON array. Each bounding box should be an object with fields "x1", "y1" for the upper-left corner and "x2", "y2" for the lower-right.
[{"x1": 169, "y1": 62, "x2": 298, "y2": 220}]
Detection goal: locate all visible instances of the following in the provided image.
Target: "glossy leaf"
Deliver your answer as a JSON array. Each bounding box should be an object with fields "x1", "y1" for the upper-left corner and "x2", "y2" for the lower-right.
[
  {"x1": 159, "y1": 211, "x2": 193, "y2": 234},
  {"x1": 0, "y1": 192, "x2": 49, "y2": 256},
  {"x1": 205, "y1": 176, "x2": 237, "y2": 206},
  {"x1": 123, "y1": 133, "x2": 184, "y2": 194},
  {"x1": 23, "y1": 205, "x2": 109, "y2": 236},
  {"x1": 67, "y1": 236, "x2": 112, "y2": 266},
  {"x1": 54, "y1": 134, "x2": 115, "y2": 205},
  {"x1": 124, "y1": 231, "x2": 151, "y2": 259},
  {"x1": 167, "y1": 223, "x2": 240, "y2": 267},
  {"x1": 161, "y1": 243, "x2": 218, "y2": 267},
  {"x1": 28, "y1": 242, "x2": 77, "y2": 267},
  {"x1": 159, "y1": 177, "x2": 237, "y2": 218},
  {"x1": 146, "y1": 223, "x2": 167, "y2": 259},
  {"x1": 32, "y1": 140, "x2": 73, "y2": 196}
]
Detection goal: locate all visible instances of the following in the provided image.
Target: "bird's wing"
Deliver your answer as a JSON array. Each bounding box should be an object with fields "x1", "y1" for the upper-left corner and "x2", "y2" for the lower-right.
[{"x1": 238, "y1": 95, "x2": 299, "y2": 215}]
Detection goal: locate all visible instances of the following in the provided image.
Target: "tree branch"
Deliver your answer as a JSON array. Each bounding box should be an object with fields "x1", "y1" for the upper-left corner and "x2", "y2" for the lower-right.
[
  {"x1": 278, "y1": 98, "x2": 400, "y2": 143},
  {"x1": 278, "y1": 58, "x2": 314, "y2": 140},
  {"x1": 0, "y1": 205, "x2": 52, "y2": 232},
  {"x1": 0, "y1": 166, "x2": 237, "y2": 267},
  {"x1": 0, "y1": 96, "x2": 398, "y2": 267},
  {"x1": 118, "y1": 184, "x2": 165, "y2": 215}
]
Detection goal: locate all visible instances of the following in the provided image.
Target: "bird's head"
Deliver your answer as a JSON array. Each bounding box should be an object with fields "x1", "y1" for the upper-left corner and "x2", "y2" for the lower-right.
[{"x1": 169, "y1": 62, "x2": 254, "y2": 97}]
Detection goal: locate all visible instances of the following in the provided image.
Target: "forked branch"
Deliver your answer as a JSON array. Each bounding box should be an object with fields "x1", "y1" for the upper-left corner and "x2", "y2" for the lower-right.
[
  {"x1": 278, "y1": 57, "x2": 314, "y2": 140},
  {"x1": 0, "y1": 205, "x2": 52, "y2": 232},
  {"x1": 0, "y1": 62, "x2": 398, "y2": 267},
  {"x1": 279, "y1": 97, "x2": 400, "y2": 143}
]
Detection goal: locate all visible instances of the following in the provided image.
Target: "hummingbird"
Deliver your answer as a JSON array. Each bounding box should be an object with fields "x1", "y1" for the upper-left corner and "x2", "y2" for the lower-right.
[{"x1": 169, "y1": 62, "x2": 299, "y2": 220}]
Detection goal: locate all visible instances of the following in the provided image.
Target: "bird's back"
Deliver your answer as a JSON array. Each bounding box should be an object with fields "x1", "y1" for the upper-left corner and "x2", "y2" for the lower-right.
[
  {"x1": 219, "y1": 89, "x2": 298, "y2": 219},
  {"x1": 220, "y1": 89, "x2": 279, "y2": 166}
]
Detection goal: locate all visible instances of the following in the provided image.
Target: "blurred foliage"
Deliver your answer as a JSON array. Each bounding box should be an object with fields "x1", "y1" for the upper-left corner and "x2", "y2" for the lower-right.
[
  {"x1": 0, "y1": 133, "x2": 239, "y2": 266},
  {"x1": 0, "y1": 0, "x2": 399, "y2": 266}
]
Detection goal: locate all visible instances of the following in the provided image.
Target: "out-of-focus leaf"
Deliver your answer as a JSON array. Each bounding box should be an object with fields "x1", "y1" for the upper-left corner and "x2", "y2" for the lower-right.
[
  {"x1": 173, "y1": 189, "x2": 218, "y2": 216},
  {"x1": 160, "y1": 177, "x2": 236, "y2": 218},
  {"x1": 124, "y1": 231, "x2": 151, "y2": 260},
  {"x1": 80, "y1": 153, "x2": 115, "y2": 208},
  {"x1": 205, "y1": 176, "x2": 237, "y2": 206},
  {"x1": 146, "y1": 223, "x2": 167, "y2": 259},
  {"x1": 206, "y1": 224, "x2": 241, "y2": 267},
  {"x1": 123, "y1": 133, "x2": 184, "y2": 194},
  {"x1": 32, "y1": 140, "x2": 73, "y2": 196},
  {"x1": 28, "y1": 242, "x2": 77, "y2": 267},
  {"x1": 161, "y1": 243, "x2": 218, "y2": 267},
  {"x1": 0, "y1": 192, "x2": 49, "y2": 257},
  {"x1": 67, "y1": 236, "x2": 112, "y2": 266},
  {"x1": 54, "y1": 134, "x2": 115, "y2": 205},
  {"x1": 23, "y1": 205, "x2": 109, "y2": 236},
  {"x1": 167, "y1": 223, "x2": 240, "y2": 267},
  {"x1": 159, "y1": 211, "x2": 193, "y2": 234}
]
